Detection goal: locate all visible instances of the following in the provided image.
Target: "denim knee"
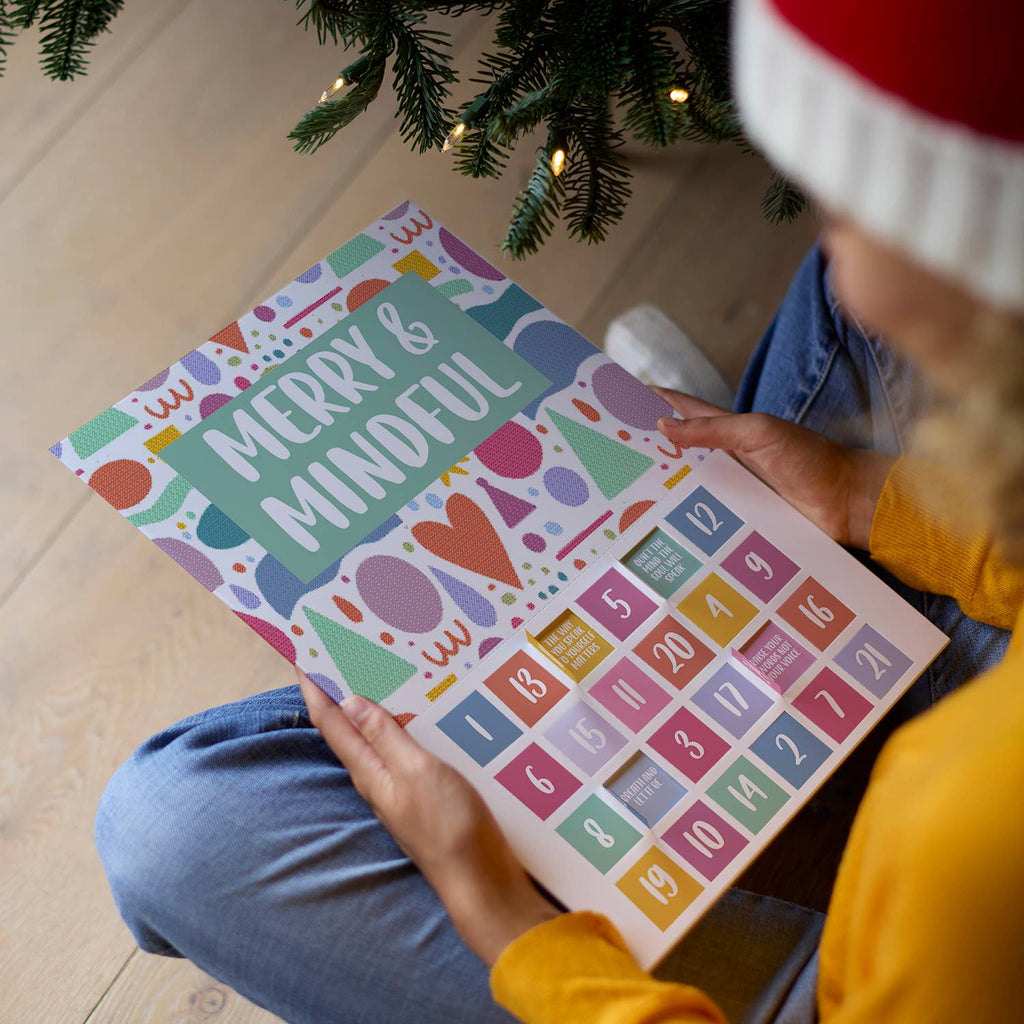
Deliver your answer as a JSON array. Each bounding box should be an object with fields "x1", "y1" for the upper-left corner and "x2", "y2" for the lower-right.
[
  {"x1": 95, "y1": 747, "x2": 193, "y2": 956},
  {"x1": 94, "y1": 687, "x2": 314, "y2": 955}
]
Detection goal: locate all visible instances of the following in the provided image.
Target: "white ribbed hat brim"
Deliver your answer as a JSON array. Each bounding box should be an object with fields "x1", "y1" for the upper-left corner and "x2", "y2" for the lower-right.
[{"x1": 734, "y1": 0, "x2": 1024, "y2": 312}]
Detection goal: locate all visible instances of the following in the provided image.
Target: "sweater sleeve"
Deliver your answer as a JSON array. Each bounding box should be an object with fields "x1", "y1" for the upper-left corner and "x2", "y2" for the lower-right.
[
  {"x1": 869, "y1": 457, "x2": 1024, "y2": 630},
  {"x1": 490, "y1": 912, "x2": 727, "y2": 1024}
]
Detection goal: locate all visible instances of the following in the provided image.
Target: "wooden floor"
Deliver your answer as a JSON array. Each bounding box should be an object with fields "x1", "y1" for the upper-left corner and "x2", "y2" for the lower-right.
[{"x1": 0, "y1": 2, "x2": 817, "y2": 1020}]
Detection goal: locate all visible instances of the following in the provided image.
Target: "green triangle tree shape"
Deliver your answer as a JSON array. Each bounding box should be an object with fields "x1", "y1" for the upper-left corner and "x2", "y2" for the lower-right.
[
  {"x1": 547, "y1": 410, "x2": 654, "y2": 499},
  {"x1": 304, "y1": 607, "x2": 417, "y2": 702}
]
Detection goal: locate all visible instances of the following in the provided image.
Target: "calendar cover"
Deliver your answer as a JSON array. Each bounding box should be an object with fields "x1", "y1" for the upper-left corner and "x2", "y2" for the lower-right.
[{"x1": 52, "y1": 201, "x2": 947, "y2": 965}]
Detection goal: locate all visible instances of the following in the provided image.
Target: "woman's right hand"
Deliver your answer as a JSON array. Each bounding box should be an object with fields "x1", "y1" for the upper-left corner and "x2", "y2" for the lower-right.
[{"x1": 655, "y1": 389, "x2": 895, "y2": 551}]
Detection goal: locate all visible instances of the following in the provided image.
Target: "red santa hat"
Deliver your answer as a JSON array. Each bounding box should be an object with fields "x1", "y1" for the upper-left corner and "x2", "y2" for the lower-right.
[{"x1": 733, "y1": 0, "x2": 1024, "y2": 312}]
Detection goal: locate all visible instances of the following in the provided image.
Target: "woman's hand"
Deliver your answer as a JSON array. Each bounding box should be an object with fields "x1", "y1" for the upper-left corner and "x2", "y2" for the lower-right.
[
  {"x1": 297, "y1": 669, "x2": 560, "y2": 965},
  {"x1": 655, "y1": 389, "x2": 894, "y2": 550}
]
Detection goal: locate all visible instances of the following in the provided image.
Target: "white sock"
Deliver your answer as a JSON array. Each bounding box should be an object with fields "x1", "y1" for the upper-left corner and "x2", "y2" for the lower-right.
[{"x1": 604, "y1": 304, "x2": 735, "y2": 411}]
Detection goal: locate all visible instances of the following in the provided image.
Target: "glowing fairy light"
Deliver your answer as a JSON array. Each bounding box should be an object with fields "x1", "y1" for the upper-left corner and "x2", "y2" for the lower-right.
[
  {"x1": 442, "y1": 121, "x2": 467, "y2": 152},
  {"x1": 441, "y1": 93, "x2": 490, "y2": 154},
  {"x1": 319, "y1": 76, "x2": 347, "y2": 104}
]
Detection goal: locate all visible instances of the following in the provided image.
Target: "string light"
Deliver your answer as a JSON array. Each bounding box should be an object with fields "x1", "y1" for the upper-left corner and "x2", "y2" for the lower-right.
[
  {"x1": 319, "y1": 76, "x2": 347, "y2": 104},
  {"x1": 442, "y1": 121, "x2": 468, "y2": 152},
  {"x1": 441, "y1": 93, "x2": 490, "y2": 153},
  {"x1": 548, "y1": 128, "x2": 568, "y2": 177},
  {"x1": 669, "y1": 87, "x2": 690, "y2": 103},
  {"x1": 317, "y1": 55, "x2": 374, "y2": 105}
]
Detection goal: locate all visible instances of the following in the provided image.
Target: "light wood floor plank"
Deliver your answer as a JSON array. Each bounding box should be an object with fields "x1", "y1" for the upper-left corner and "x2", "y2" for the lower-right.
[
  {"x1": 0, "y1": 498, "x2": 289, "y2": 1023},
  {"x1": 0, "y1": 0, "x2": 190, "y2": 200},
  {"x1": 87, "y1": 952, "x2": 281, "y2": 1024}
]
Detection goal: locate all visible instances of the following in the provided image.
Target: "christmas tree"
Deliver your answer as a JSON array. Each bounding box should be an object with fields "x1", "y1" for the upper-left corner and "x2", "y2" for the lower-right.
[{"x1": 0, "y1": 0, "x2": 804, "y2": 257}]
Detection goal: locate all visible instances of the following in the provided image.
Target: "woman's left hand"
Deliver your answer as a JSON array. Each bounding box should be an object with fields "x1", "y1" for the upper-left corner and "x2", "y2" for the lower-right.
[{"x1": 297, "y1": 668, "x2": 560, "y2": 965}]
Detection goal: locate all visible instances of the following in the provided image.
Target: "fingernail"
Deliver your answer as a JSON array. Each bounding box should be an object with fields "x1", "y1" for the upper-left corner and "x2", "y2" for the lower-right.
[{"x1": 343, "y1": 696, "x2": 372, "y2": 724}]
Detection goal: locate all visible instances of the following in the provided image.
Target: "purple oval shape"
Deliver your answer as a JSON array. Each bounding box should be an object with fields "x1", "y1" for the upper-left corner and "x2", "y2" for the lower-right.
[
  {"x1": 591, "y1": 362, "x2": 673, "y2": 430},
  {"x1": 306, "y1": 671, "x2": 344, "y2": 702},
  {"x1": 356, "y1": 555, "x2": 444, "y2": 634},
  {"x1": 181, "y1": 349, "x2": 221, "y2": 386},
  {"x1": 254, "y1": 305, "x2": 276, "y2": 322},
  {"x1": 522, "y1": 532, "x2": 546, "y2": 552},
  {"x1": 229, "y1": 584, "x2": 261, "y2": 610},
  {"x1": 153, "y1": 537, "x2": 223, "y2": 591},
  {"x1": 430, "y1": 567, "x2": 497, "y2": 628},
  {"x1": 542, "y1": 466, "x2": 590, "y2": 507},
  {"x1": 439, "y1": 227, "x2": 504, "y2": 281}
]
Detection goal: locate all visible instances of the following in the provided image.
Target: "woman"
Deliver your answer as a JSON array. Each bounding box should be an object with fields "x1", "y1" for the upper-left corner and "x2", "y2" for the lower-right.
[{"x1": 97, "y1": 0, "x2": 1023, "y2": 1019}]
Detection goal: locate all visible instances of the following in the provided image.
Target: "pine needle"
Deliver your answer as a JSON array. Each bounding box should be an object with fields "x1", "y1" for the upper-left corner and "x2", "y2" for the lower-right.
[{"x1": 761, "y1": 171, "x2": 807, "y2": 223}]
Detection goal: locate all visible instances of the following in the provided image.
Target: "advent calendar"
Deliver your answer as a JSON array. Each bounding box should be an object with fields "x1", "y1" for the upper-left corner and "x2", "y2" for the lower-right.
[{"x1": 52, "y1": 202, "x2": 947, "y2": 966}]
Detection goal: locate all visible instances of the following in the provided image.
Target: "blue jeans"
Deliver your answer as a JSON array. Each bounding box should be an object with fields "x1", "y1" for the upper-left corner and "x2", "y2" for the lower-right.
[
  {"x1": 96, "y1": 244, "x2": 1009, "y2": 1024},
  {"x1": 736, "y1": 245, "x2": 1010, "y2": 719}
]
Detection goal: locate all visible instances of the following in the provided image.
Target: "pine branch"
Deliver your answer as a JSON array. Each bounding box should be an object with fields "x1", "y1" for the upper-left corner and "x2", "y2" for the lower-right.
[
  {"x1": 493, "y1": 0, "x2": 549, "y2": 50},
  {"x1": 503, "y1": 151, "x2": 562, "y2": 258},
  {"x1": 548, "y1": 0, "x2": 623, "y2": 96},
  {"x1": 680, "y1": 89, "x2": 740, "y2": 144},
  {"x1": 0, "y1": 1, "x2": 15, "y2": 75},
  {"x1": 38, "y1": 0, "x2": 91, "y2": 80},
  {"x1": 670, "y1": 2, "x2": 730, "y2": 100},
  {"x1": 390, "y1": 17, "x2": 457, "y2": 151},
  {"x1": 79, "y1": 0, "x2": 121, "y2": 39},
  {"x1": 289, "y1": 57, "x2": 386, "y2": 153},
  {"x1": 6, "y1": 0, "x2": 793, "y2": 255},
  {"x1": 453, "y1": 26, "x2": 549, "y2": 180},
  {"x1": 621, "y1": 14, "x2": 687, "y2": 147},
  {"x1": 652, "y1": 0, "x2": 724, "y2": 17},
  {"x1": 405, "y1": 2, "x2": 499, "y2": 12},
  {"x1": 293, "y1": 0, "x2": 358, "y2": 46},
  {"x1": 453, "y1": 119, "x2": 509, "y2": 177},
  {"x1": 490, "y1": 83, "x2": 551, "y2": 143},
  {"x1": 470, "y1": 31, "x2": 546, "y2": 98},
  {"x1": 761, "y1": 172, "x2": 807, "y2": 223},
  {"x1": 561, "y1": 104, "x2": 632, "y2": 243},
  {"x1": 10, "y1": 0, "x2": 45, "y2": 28}
]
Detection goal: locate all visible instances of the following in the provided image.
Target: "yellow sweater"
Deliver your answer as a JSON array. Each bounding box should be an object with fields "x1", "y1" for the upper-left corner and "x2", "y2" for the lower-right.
[{"x1": 492, "y1": 459, "x2": 1024, "y2": 1023}]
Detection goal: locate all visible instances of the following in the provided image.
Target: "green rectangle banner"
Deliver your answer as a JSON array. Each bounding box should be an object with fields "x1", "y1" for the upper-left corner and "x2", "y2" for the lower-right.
[{"x1": 162, "y1": 273, "x2": 549, "y2": 581}]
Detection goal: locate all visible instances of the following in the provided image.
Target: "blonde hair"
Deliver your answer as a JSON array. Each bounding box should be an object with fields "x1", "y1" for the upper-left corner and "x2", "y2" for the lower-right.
[{"x1": 912, "y1": 308, "x2": 1024, "y2": 565}]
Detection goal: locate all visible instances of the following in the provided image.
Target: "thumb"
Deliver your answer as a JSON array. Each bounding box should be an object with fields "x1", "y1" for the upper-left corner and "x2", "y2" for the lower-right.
[
  {"x1": 658, "y1": 409, "x2": 777, "y2": 457},
  {"x1": 341, "y1": 695, "x2": 422, "y2": 772},
  {"x1": 652, "y1": 388, "x2": 732, "y2": 420}
]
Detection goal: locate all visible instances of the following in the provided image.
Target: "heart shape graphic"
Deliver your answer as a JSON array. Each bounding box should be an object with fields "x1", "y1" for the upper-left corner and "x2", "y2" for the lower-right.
[{"x1": 412, "y1": 493, "x2": 523, "y2": 589}]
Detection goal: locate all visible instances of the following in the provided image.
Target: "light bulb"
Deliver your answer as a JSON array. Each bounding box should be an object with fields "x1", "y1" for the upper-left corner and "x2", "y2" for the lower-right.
[
  {"x1": 669, "y1": 87, "x2": 690, "y2": 103},
  {"x1": 550, "y1": 147, "x2": 566, "y2": 176},
  {"x1": 442, "y1": 121, "x2": 468, "y2": 152},
  {"x1": 319, "y1": 76, "x2": 347, "y2": 105}
]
